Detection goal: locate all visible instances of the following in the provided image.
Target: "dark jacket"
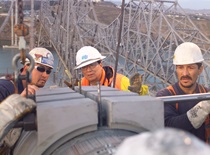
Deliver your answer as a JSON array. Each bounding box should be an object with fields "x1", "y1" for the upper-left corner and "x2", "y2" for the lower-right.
[
  {"x1": 0, "y1": 79, "x2": 15, "y2": 102},
  {"x1": 156, "y1": 82, "x2": 209, "y2": 142},
  {"x1": 0, "y1": 79, "x2": 24, "y2": 102}
]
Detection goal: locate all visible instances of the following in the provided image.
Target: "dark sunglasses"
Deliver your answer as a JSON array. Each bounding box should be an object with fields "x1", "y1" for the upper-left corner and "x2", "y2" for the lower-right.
[{"x1": 35, "y1": 66, "x2": 52, "y2": 74}]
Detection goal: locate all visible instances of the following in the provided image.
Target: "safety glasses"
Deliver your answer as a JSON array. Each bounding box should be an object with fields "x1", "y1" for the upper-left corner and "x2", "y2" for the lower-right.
[
  {"x1": 81, "y1": 62, "x2": 98, "y2": 71},
  {"x1": 35, "y1": 66, "x2": 52, "y2": 74}
]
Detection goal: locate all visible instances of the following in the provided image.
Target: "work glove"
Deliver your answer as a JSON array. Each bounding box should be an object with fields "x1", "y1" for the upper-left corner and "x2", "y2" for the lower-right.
[
  {"x1": 0, "y1": 94, "x2": 36, "y2": 141},
  {"x1": 64, "y1": 78, "x2": 79, "y2": 89},
  {"x1": 187, "y1": 100, "x2": 210, "y2": 129},
  {"x1": 128, "y1": 73, "x2": 143, "y2": 94}
]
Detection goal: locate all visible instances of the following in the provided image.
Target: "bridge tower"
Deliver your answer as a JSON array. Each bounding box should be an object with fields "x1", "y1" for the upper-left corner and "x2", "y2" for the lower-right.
[
  {"x1": 1, "y1": 0, "x2": 210, "y2": 95},
  {"x1": 37, "y1": 0, "x2": 210, "y2": 95}
]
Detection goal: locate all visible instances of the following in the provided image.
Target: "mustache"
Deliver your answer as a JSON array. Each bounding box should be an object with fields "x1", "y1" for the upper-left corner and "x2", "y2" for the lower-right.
[{"x1": 181, "y1": 76, "x2": 192, "y2": 80}]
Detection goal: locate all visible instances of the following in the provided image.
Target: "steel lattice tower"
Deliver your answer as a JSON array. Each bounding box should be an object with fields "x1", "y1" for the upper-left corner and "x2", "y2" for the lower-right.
[{"x1": 2, "y1": 0, "x2": 210, "y2": 96}]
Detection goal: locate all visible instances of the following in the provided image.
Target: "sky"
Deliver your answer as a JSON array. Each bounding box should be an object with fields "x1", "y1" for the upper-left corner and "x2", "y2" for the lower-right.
[
  {"x1": 178, "y1": 0, "x2": 210, "y2": 10},
  {"x1": 110, "y1": 0, "x2": 210, "y2": 10}
]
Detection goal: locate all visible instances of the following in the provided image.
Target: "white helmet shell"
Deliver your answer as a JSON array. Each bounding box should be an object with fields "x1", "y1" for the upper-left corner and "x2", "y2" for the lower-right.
[
  {"x1": 75, "y1": 46, "x2": 106, "y2": 69},
  {"x1": 26, "y1": 47, "x2": 54, "y2": 68},
  {"x1": 173, "y1": 42, "x2": 204, "y2": 65}
]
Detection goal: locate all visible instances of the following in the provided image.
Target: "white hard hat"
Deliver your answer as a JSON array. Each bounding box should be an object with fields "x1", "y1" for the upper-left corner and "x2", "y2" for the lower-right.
[
  {"x1": 75, "y1": 46, "x2": 106, "y2": 69},
  {"x1": 26, "y1": 47, "x2": 54, "y2": 68},
  {"x1": 173, "y1": 42, "x2": 204, "y2": 65}
]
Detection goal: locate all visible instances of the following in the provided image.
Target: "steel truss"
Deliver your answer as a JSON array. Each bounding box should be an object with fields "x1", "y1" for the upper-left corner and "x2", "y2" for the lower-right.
[
  {"x1": 37, "y1": 0, "x2": 210, "y2": 95},
  {"x1": 0, "y1": 0, "x2": 14, "y2": 37}
]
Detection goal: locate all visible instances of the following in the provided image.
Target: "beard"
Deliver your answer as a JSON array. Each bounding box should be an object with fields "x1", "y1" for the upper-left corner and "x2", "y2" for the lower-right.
[{"x1": 36, "y1": 81, "x2": 46, "y2": 88}]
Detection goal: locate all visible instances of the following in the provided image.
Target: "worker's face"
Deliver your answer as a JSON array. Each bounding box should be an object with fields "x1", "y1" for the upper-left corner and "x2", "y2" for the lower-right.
[
  {"x1": 176, "y1": 64, "x2": 203, "y2": 88},
  {"x1": 81, "y1": 61, "x2": 102, "y2": 84},
  {"x1": 25, "y1": 63, "x2": 52, "y2": 87}
]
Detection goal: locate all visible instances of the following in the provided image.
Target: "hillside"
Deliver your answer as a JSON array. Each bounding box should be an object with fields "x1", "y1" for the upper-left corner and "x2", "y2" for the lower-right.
[
  {"x1": 193, "y1": 19, "x2": 210, "y2": 39},
  {"x1": 93, "y1": 3, "x2": 210, "y2": 40},
  {"x1": 1, "y1": 2, "x2": 210, "y2": 43}
]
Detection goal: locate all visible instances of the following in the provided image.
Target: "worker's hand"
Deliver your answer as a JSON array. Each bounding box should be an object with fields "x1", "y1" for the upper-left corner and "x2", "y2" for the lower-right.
[
  {"x1": 128, "y1": 73, "x2": 143, "y2": 94},
  {"x1": 0, "y1": 94, "x2": 36, "y2": 140},
  {"x1": 64, "y1": 79, "x2": 79, "y2": 89},
  {"x1": 20, "y1": 84, "x2": 39, "y2": 97},
  {"x1": 187, "y1": 100, "x2": 210, "y2": 129}
]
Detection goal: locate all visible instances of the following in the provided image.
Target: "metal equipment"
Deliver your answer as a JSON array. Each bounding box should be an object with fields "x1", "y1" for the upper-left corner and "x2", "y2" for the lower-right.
[{"x1": 13, "y1": 86, "x2": 164, "y2": 155}]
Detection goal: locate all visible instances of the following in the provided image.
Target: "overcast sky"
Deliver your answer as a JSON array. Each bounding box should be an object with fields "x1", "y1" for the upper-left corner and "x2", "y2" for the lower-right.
[
  {"x1": 178, "y1": 0, "x2": 210, "y2": 10},
  {"x1": 109, "y1": 0, "x2": 210, "y2": 10}
]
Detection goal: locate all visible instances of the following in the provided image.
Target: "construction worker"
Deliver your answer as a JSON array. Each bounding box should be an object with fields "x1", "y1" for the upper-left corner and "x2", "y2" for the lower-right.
[
  {"x1": 0, "y1": 47, "x2": 54, "y2": 102},
  {"x1": 74, "y1": 46, "x2": 149, "y2": 95},
  {"x1": 114, "y1": 128, "x2": 210, "y2": 155},
  {"x1": 19, "y1": 47, "x2": 54, "y2": 96},
  {"x1": 156, "y1": 42, "x2": 210, "y2": 143},
  {"x1": 0, "y1": 47, "x2": 54, "y2": 154}
]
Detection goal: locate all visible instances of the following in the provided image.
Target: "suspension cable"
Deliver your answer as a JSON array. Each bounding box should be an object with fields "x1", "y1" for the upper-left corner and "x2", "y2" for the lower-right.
[{"x1": 113, "y1": 0, "x2": 125, "y2": 88}]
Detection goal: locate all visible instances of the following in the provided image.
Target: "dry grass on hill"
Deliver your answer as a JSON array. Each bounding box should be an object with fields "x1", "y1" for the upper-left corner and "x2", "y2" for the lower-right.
[{"x1": 93, "y1": 3, "x2": 210, "y2": 40}]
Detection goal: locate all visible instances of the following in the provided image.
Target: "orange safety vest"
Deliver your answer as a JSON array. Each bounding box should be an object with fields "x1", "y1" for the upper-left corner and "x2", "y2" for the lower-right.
[
  {"x1": 81, "y1": 66, "x2": 129, "y2": 91},
  {"x1": 167, "y1": 85, "x2": 210, "y2": 144}
]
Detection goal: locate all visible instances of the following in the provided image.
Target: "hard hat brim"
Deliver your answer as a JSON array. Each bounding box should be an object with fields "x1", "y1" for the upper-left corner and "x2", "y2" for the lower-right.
[
  {"x1": 74, "y1": 56, "x2": 106, "y2": 70},
  {"x1": 173, "y1": 60, "x2": 203, "y2": 65}
]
